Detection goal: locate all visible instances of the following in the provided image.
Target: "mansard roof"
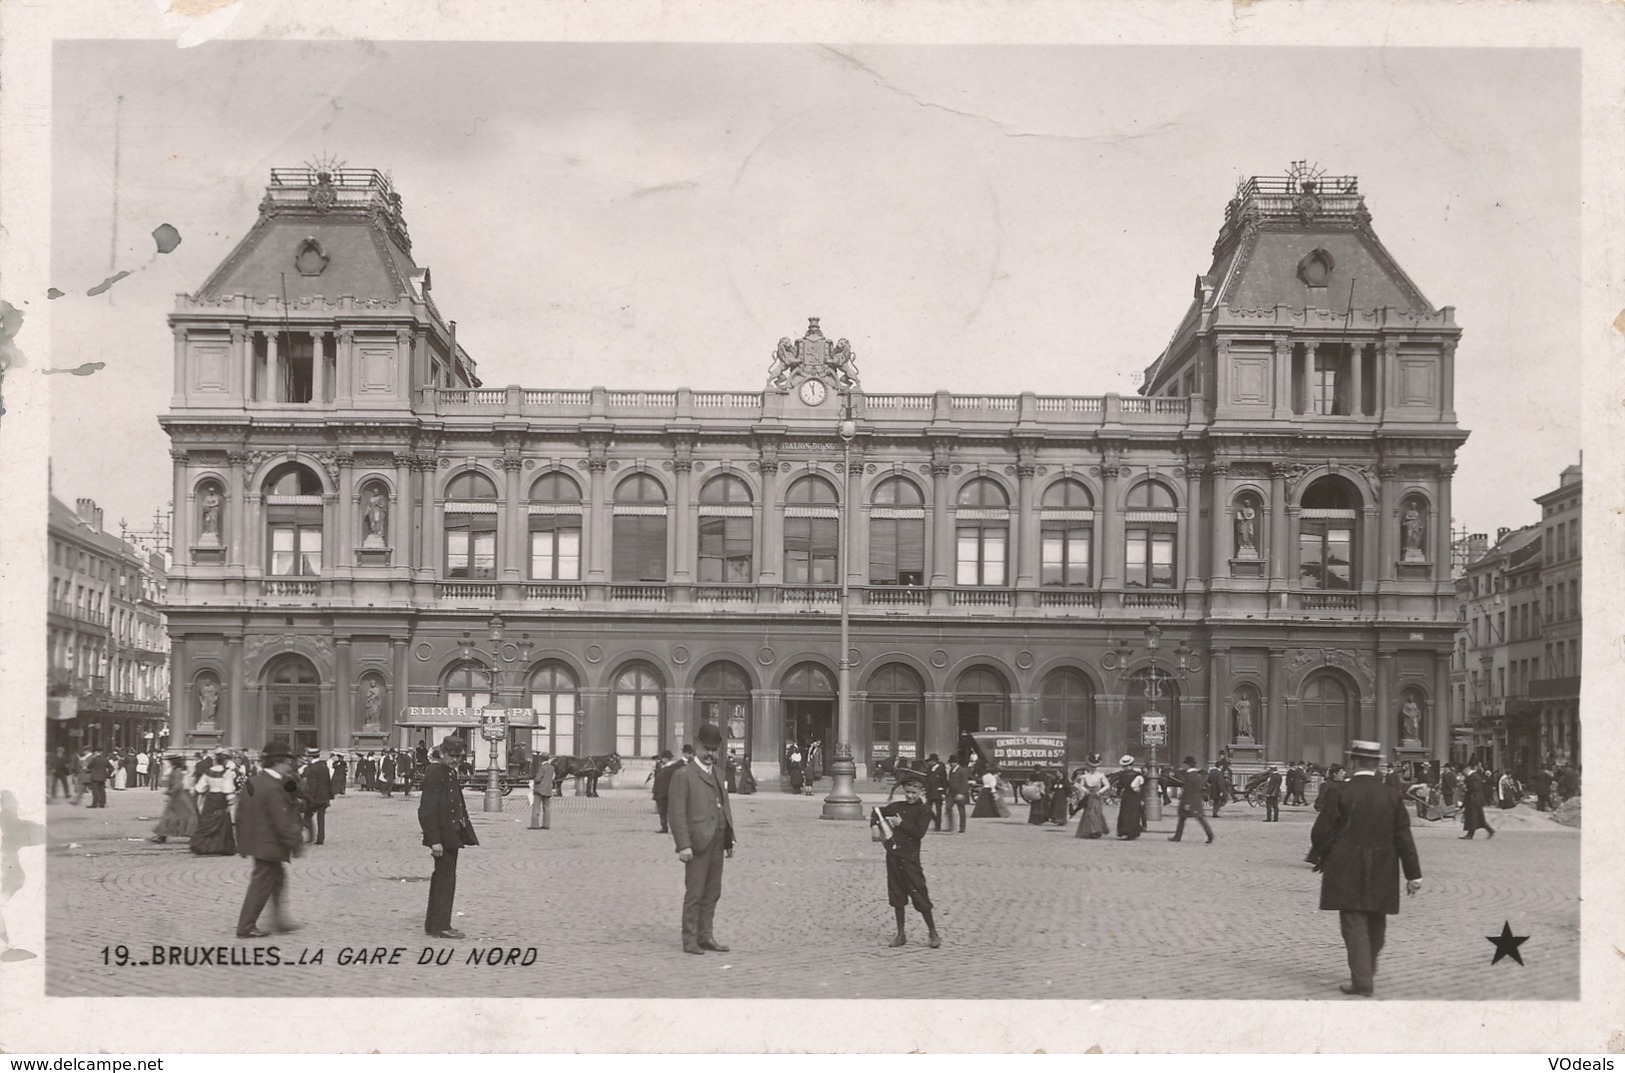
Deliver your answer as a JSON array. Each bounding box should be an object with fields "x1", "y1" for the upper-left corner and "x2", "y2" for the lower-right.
[{"x1": 193, "y1": 168, "x2": 423, "y2": 305}]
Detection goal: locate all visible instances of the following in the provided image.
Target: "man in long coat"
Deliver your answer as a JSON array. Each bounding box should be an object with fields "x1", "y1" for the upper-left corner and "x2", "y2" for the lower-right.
[
  {"x1": 668, "y1": 724, "x2": 736, "y2": 954},
  {"x1": 418, "y1": 737, "x2": 475, "y2": 939},
  {"x1": 1170, "y1": 757, "x2": 1214, "y2": 843},
  {"x1": 1309, "y1": 739, "x2": 1423, "y2": 996},
  {"x1": 300, "y1": 751, "x2": 333, "y2": 844},
  {"x1": 651, "y1": 750, "x2": 677, "y2": 833},
  {"x1": 1460, "y1": 760, "x2": 1495, "y2": 839},
  {"x1": 234, "y1": 740, "x2": 304, "y2": 938}
]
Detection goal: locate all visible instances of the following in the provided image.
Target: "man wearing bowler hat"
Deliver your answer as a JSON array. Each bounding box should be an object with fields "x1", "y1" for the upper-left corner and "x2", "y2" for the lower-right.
[
  {"x1": 667, "y1": 723, "x2": 736, "y2": 954},
  {"x1": 234, "y1": 740, "x2": 304, "y2": 938},
  {"x1": 1309, "y1": 739, "x2": 1423, "y2": 996}
]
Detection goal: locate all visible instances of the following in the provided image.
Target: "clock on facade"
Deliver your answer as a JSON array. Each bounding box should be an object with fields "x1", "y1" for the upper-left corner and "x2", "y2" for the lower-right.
[{"x1": 798, "y1": 379, "x2": 828, "y2": 406}]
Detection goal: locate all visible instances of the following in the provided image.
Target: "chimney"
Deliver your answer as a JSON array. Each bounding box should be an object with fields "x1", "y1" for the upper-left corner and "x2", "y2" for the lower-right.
[
  {"x1": 76, "y1": 498, "x2": 98, "y2": 528},
  {"x1": 1497, "y1": 527, "x2": 1511, "y2": 543}
]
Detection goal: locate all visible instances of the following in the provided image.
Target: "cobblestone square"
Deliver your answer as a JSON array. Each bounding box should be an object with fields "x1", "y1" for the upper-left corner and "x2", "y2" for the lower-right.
[{"x1": 43, "y1": 783, "x2": 1578, "y2": 1000}]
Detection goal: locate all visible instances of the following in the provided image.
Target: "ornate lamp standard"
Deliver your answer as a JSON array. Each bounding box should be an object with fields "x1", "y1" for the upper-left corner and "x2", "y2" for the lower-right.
[
  {"x1": 821, "y1": 394, "x2": 864, "y2": 820},
  {"x1": 1138, "y1": 624, "x2": 1193, "y2": 823},
  {"x1": 458, "y1": 615, "x2": 533, "y2": 813}
]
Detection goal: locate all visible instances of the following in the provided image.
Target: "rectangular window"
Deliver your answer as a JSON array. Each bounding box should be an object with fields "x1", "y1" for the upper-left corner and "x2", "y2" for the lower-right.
[
  {"x1": 956, "y1": 526, "x2": 1007, "y2": 586},
  {"x1": 698, "y1": 517, "x2": 753, "y2": 583},
  {"x1": 784, "y1": 518, "x2": 837, "y2": 585},
  {"x1": 1125, "y1": 527, "x2": 1177, "y2": 589},
  {"x1": 1312, "y1": 357, "x2": 1340, "y2": 415},
  {"x1": 528, "y1": 518, "x2": 581, "y2": 581},
  {"x1": 1041, "y1": 525, "x2": 1092, "y2": 586},
  {"x1": 612, "y1": 515, "x2": 667, "y2": 583},
  {"x1": 269, "y1": 523, "x2": 322, "y2": 576},
  {"x1": 445, "y1": 515, "x2": 497, "y2": 579},
  {"x1": 868, "y1": 518, "x2": 925, "y2": 586}
]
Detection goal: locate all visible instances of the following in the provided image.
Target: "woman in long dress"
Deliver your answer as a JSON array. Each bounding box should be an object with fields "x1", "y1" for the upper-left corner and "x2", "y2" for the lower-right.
[
  {"x1": 113, "y1": 751, "x2": 129, "y2": 791},
  {"x1": 1023, "y1": 778, "x2": 1049, "y2": 824},
  {"x1": 1075, "y1": 756, "x2": 1112, "y2": 839},
  {"x1": 188, "y1": 754, "x2": 237, "y2": 856},
  {"x1": 1113, "y1": 756, "x2": 1145, "y2": 840},
  {"x1": 1046, "y1": 768, "x2": 1070, "y2": 825},
  {"x1": 971, "y1": 767, "x2": 1003, "y2": 818},
  {"x1": 148, "y1": 757, "x2": 198, "y2": 842}
]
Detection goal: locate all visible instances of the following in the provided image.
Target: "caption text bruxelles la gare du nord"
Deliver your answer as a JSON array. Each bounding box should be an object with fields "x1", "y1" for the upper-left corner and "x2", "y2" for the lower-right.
[{"x1": 138, "y1": 944, "x2": 541, "y2": 967}]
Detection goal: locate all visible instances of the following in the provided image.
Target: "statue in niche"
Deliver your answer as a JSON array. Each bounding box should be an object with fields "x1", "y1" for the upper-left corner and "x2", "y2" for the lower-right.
[
  {"x1": 364, "y1": 679, "x2": 384, "y2": 726},
  {"x1": 363, "y1": 488, "x2": 389, "y2": 548},
  {"x1": 1232, "y1": 693, "x2": 1255, "y2": 741},
  {"x1": 198, "y1": 676, "x2": 220, "y2": 725},
  {"x1": 1401, "y1": 505, "x2": 1426, "y2": 562},
  {"x1": 1400, "y1": 696, "x2": 1422, "y2": 743},
  {"x1": 1235, "y1": 500, "x2": 1259, "y2": 559},
  {"x1": 199, "y1": 488, "x2": 222, "y2": 545}
]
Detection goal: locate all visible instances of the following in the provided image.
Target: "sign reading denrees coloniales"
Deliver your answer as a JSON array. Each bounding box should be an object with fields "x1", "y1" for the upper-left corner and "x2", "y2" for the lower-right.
[{"x1": 970, "y1": 732, "x2": 1067, "y2": 779}]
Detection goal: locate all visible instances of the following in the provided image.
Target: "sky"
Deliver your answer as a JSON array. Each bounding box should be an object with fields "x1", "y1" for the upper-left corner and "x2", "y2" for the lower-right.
[{"x1": 47, "y1": 41, "x2": 1582, "y2": 542}]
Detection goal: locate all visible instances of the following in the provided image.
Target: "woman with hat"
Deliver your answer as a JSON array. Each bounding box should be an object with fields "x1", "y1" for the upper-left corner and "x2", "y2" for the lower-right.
[
  {"x1": 1074, "y1": 755, "x2": 1111, "y2": 839},
  {"x1": 189, "y1": 750, "x2": 238, "y2": 856},
  {"x1": 147, "y1": 755, "x2": 198, "y2": 843},
  {"x1": 1112, "y1": 755, "x2": 1146, "y2": 840}
]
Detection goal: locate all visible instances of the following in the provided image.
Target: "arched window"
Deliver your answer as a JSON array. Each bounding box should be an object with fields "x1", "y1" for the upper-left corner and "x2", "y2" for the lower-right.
[
  {"x1": 956, "y1": 478, "x2": 1010, "y2": 586},
  {"x1": 444, "y1": 471, "x2": 498, "y2": 580},
  {"x1": 612, "y1": 473, "x2": 667, "y2": 584},
  {"x1": 1299, "y1": 477, "x2": 1360, "y2": 590},
  {"x1": 868, "y1": 663, "x2": 924, "y2": 764},
  {"x1": 698, "y1": 475, "x2": 753, "y2": 584},
  {"x1": 526, "y1": 661, "x2": 578, "y2": 758},
  {"x1": 443, "y1": 662, "x2": 492, "y2": 709},
  {"x1": 1124, "y1": 480, "x2": 1177, "y2": 589},
  {"x1": 263, "y1": 463, "x2": 323, "y2": 576},
  {"x1": 529, "y1": 472, "x2": 582, "y2": 581},
  {"x1": 265, "y1": 654, "x2": 320, "y2": 752},
  {"x1": 695, "y1": 660, "x2": 753, "y2": 756},
  {"x1": 1040, "y1": 479, "x2": 1093, "y2": 587},
  {"x1": 956, "y1": 665, "x2": 1009, "y2": 745},
  {"x1": 784, "y1": 476, "x2": 839, "y2": 585},
  {"x1": 1040, "y1": 668, "x2": 1096, "y2": 764},
  {"x1": 612, "y1": 663, "x2": 663, "y2": 757},
  {"x1": 869, "y1": 477, "x2": 925, "y2": 587}
]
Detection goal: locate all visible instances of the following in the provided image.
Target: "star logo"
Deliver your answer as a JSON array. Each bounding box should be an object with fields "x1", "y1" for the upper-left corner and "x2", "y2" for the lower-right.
[{"x1": 1486, "y1": 921, "x2": 1529, "y2": 966}]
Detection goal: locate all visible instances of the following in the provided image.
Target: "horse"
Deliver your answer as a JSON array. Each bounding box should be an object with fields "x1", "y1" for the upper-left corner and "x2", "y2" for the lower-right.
[
  {"x1": 548, "y1": 753, "x2": 623, "y2": 797},
  {"x1": 870, "y1": 755, "x2": 900, "y2": 784}
]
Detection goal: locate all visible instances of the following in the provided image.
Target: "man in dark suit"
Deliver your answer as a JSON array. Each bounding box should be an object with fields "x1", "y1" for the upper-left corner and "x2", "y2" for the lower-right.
[
  {"x1": 667, "y1": 723, "x2": 736, "y2": 954},
  {"x1": 944, "y1": 755, "x2": 970, "y2": 833},
  {"x1": 1205, "y1": 763, "x2": 1228, "y2": 818},
  {"x1": 1170, "y1": 757, "x2": 1214, "y2": 843},
  {"x1": 651, "y1": 750, "x2": 677, "y2": 833},
  {"x1": 1309, "y1": 739, "x2": 1423, "y2": 996},
  {"x1": 234, "y1": 740, "x2": 304, "y2": 938},
  {"x1": 418, "y1": 736, "x2": 475, "y2": 939},
  {"x1": 1460, "y1": 760, "x2": 1495, "y2": 839},
  {"x1": 299, "y1": 750, "x2": 333, "y2": 845},
  {"x1": 380, "y1": 751, "x2": 396, "y2": 797},
  {"x1": 924, "y1": 754, "x2": 948, "y2": 832},
  {"x1": 1262, "y1": 765, "x2": 1283, "y2": 822},
  {"x1": 84, "y1": 750, "x2": 113, "y2": 808}
]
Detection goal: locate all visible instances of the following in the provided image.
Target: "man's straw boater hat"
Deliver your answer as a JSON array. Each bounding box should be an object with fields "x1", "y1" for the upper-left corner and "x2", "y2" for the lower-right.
[{"x1": 1347, "y1": 740, "x2": 1383, "y2": 760}]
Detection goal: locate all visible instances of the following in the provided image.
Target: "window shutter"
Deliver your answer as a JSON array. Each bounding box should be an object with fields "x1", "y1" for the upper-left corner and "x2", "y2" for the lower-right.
[
  {"x1": 870, "y1": 518, "x2": 897, "y2": 581},
  {"x1": 612, "y1": 516, "x2": 638, "y2": 582},
  {"x1": 640, "y1": 516, "x2": 667, "y2": 581}
]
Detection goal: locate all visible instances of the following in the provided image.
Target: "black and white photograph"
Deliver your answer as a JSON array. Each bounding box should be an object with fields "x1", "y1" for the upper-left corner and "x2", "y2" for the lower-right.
[{"x1": 1, "y1": 0, "x2": 1622, "y2": 1057}]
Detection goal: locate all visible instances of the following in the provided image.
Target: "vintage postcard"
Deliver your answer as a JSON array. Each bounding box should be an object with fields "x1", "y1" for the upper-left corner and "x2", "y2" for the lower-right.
[{"x1": 1, "y1": 0, "x2": 1621, "y2": 1055}]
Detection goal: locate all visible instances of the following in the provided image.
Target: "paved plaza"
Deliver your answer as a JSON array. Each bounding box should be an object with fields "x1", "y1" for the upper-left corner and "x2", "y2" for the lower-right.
[{"x1": 43, "y1": 780, "x2": 1578, "y2": 1000}]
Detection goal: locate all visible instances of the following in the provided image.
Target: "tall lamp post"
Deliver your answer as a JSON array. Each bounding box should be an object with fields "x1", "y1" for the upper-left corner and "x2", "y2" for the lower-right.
[
  {"x1": 460, "y1": 616, "x2": 533, "y2": 814},
  {"x1": 821, "y1": 394, "x2": 864, "y2": 819},
  {"x1": 1139, "y1": 624, "x2": 1193, "y2": 823}
]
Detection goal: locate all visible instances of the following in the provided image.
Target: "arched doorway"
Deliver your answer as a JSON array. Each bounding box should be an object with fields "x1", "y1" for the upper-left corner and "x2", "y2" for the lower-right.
[
  {"x1": 695, "y1": 661, "x2": 753, "y2": 760},
  {"x1": 265, "y1": 655, "x2": 321, "y2": 753},
  {"x1": 955, "y1": 665, "x2": 1009, "y2": 760},
  {"x1": 1040, "y1": 668, "x2": 1096, "y2": 765},
  {"x1": 1300, "y1": 673, "x2": 1353, "y2": 769},
  {"x1": 781, "y1": 662, "x2": 836, "y2": 775},
  {"x1": 867, "y1": 663, "x2": 925, "y2": 770}
]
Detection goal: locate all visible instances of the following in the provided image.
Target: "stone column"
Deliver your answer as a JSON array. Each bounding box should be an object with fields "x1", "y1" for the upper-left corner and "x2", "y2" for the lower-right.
[
  {"x1": 1207, "y1": 464, "x2": 1228, "y2": 583},
  {"x1": 311, "y1": 331, "x2": 327, "y2": 405},
  {"x1": 226, "y1": 452, "x2": 248, "y2": 569},
  {"x1": 1268, "y1": 650, "x2": 1287, "y2": 761},
  {"x1": 925, "y1": 692, "x2": 958, "y2": 761},
  {"x1": 1268, "y1": 464, "x2": 1289, "y2": 587},
  {"x1": 1014, "y1": 454, "x2": 1038, "y2": 606},
  {"x1": 391, "y1": 637, "x2": 410, "y2": 741},
  {"x1": 671, "y1": 447, "x2": 695, "y2": 600},
  {"x1": 392, "y1": 454, "x2": 413, "y2": 568},
  {"x1": 229, "y1": 327, "x2": 246, "y2": 402},
  {"x1": 243, "y1": 487, "x2": 263, "y2": 579},
  {"x1": 751, "y1": 689, "x2": 782, "y2": 779},
  {"x1": 335, "y1": 453, "x2": 355, "y2": 577},
  {"x1": 668, "y1": 688, "x2": 696, "y2": 752},
  {"x1": 845, "y1": 458, "x2": 867, "y2": 591},
  {"x1": 1183, "y1": 463, "x2": 1204, "y2": 590},
  {"x1": 500, "y1": 456, "x2": 524, "y2": 587},
  {"x1": 226, "y1": 637, "x2": 243, "y2": 746},
  {"x1": 1301, "y1": 342, "x2": 1317, "y2": 414},
  {"x1": 1374, "y1": 652, "x2": 1394, "y2": 751},
  {"x1": 1361, "y1": 504, "x2": 1380, "y2": 595},
  {"x1": 1440, "y1": 340, "x2": 1456, "y2": 416},
  {"x1": 1099, "y1": 461, "x2": 1122, "y2": 591},
  {"x1": 1432, "y1": 653, "x2": 1450, "y2": 765},
  {"x1": 1272, "y1": 337, "x2": 1292, "y2": 419},
  {"x1": 756, "y1": 442, "x2": 782, "y2": 586},
  {"x1": 417, "y1": 457, "x2": 438, "y2": 581},
  {"x1": 1209, "y1": 647, "x2": 1227, "y2": 762},
  {"x1": 1011, "y1": 693, "x2": 1037, "y2": 733},
  {"x1": 929, "y1": 457, "x2": 954, "y2": 605},
  {"x1": 336, "y1": 330, "x2": 354, "y2": 404},
  {"x1": 579, "y1": 687, "x2": 611, "y2": 754},
  {"x1": 266, "y1": 331, "x2": 280, "y2": 403},
  {"x1": 1349, "y1": 343, "x2": 1364, "y2": 416},
  {"x1": 335, "y1": 637, "x2": 352, "y2": 747},
  {"x1": 1376, "y1": 465, "x2": 1398, "y2": 583},
  {"x1": 585, "y1": 440, "x2": 610, "y2": 592},
  {"x1": 170, "y1": 451, "x2": 189, "y2": 556},
  {"x1": 171, "y1": 640, "x2": 189, "y2": 743},
  {"x1": 1435, "y1": 465, "x2": 1456, "y2": 576}
]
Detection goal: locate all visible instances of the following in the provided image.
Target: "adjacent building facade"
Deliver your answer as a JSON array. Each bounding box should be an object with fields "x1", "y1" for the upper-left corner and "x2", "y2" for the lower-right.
[
  {"x1": 47, "y1": 496, "x2": 170, "y2": 753},
  {"x1": 160, "y1": 164, "x2": 1467, "y2": 781}
]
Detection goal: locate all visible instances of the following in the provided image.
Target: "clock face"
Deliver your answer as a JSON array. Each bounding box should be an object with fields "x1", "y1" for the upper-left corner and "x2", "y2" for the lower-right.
[{"x1": 798, "y1": 379, "x2": 828, "y2": 406}]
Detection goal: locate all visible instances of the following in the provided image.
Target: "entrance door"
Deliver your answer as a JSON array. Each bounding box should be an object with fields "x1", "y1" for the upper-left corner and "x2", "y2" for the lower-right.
[
  {"x1": 784, "y1": 700, "x2": 833, "y2": 774},
  {"x1": 266, "y1": 655, "x2": 321, "y2": 752},
  {"x1": 1300, "y1": 675, "x2": 1350, "y2": 769}
]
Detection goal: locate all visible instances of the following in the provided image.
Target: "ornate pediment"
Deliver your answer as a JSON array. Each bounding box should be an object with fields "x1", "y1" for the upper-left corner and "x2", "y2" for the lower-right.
[{"x1": 768, "y1": 317, "x2": 859, "y2": 396}]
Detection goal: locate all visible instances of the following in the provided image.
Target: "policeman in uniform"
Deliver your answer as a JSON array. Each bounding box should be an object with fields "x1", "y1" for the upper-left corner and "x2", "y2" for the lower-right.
[{"x1": 871, "y1": 770, "x2": 941, "y2": 949}]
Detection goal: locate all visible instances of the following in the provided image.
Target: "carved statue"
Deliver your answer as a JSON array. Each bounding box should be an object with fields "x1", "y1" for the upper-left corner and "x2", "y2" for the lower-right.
[
  {"x1": 1235, "y1": 502, "x2": 1258, "y2": 558},
  {"x1": 364, "y1": 679, "x2": 383, "y2": 725},
  {"x1": 1400, "y1": 696, "x2": 1421, "y2": 742},
  {"x1": 1401, "y1": 506, "x2": 1425, "y2": 561},
  {"x1": 199, "y1": 489, "x2": 222, "y2": 543},
  {"x1": 830, "y1": 338, "x2": 860, "y2": 390},
  {"x1": 1232, "y1": 695, "x2": 1254, "y2": 740},
  {"x1": 767, "y1": 337, "x2": 801, "y2": 390},
  {"x1": 363, "y1": 489, "x2": 389, "y2": 546},
  {"x1": 198, "y1": 677, "x2": 220, "y2": 724}
]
